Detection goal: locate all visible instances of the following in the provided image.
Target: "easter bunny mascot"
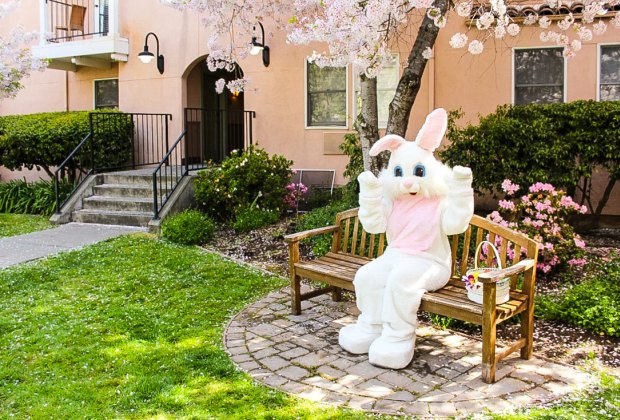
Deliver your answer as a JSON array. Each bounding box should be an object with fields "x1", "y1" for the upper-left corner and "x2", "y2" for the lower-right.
[{"x1": 338, "y1": 108, "x2": 474, "y2": 369}]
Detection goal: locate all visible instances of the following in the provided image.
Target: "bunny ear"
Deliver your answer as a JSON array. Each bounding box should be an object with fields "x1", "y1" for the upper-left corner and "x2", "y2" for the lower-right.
[
  {"x1": 369, "y1": 134, "x2": 406, "y2": 156},
  {"x1": 414, "y1": 108, "x2": 447, "y2": 152}
]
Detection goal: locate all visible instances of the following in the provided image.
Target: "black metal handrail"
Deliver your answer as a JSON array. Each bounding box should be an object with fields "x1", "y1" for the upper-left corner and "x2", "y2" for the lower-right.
[
  {"x1": 151, "y1": 130, "x2": 188, "y2": 219},
  {"x1": 46, "y1": 0, "x2": 108, "y2": 43},
  {"x1": 54, "y1": 131, "x2": 93, "y2": 212}
]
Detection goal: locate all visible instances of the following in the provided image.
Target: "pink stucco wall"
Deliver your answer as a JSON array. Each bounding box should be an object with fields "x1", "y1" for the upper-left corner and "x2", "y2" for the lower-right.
[{"x1": 0, "y1": 1, "x2": 618, "y2": 214}]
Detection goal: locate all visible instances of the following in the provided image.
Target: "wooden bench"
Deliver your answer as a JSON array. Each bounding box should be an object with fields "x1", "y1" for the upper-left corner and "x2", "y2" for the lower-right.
[{"x1": 285, "y1": 208, "x2": 539, "y2": 383}]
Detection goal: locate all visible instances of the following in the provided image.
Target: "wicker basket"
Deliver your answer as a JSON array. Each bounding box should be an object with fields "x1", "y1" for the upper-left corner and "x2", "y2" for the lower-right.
[{"x1": 465, "y1": 241, "x2": 510, "y2": 305}]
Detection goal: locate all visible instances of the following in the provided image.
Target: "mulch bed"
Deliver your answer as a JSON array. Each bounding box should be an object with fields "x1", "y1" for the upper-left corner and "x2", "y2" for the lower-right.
[{"x1": 207, "y1": 217, "x2": 620, "y2": 374}]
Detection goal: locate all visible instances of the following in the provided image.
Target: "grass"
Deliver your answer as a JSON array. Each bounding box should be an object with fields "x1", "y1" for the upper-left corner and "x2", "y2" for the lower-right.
[
  {"x1": 0, "y1": 213, "x2": 52, "y2": 237},
  {"x1": 0, "y1": 233, "x2": 618, "y2": 419},
  {"x1": 0, "y1": 234, "x2": 376, "y2": 419}
]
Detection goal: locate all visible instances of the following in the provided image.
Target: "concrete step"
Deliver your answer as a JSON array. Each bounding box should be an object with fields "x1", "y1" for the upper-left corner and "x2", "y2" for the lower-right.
[
  {"x1": 72, "y1": 209, "x2": 152, "y2": 227},
  {"x1": 93, "y1": 184, "x2": 154, "y2": 199},
  {"x1": 103, "y1": 173, "x2": 179, "y2": 186},
  {"x1": 83, "y1": 196, "x2": 153, "y2": 213}
]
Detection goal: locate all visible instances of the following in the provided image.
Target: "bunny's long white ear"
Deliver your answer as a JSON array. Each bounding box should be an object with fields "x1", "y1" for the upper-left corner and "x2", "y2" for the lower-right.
[
  {"x1": 414, "y1": 108, "x2": 447, "y2": 152},
  {"x1": 369, "y1": 134, "x2": 406, "y2": 156}
]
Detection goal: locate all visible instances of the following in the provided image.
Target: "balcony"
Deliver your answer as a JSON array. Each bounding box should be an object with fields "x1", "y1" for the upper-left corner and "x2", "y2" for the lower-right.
[{"x1": 32, "y1": 0, "x2": 128, "y2": 71}]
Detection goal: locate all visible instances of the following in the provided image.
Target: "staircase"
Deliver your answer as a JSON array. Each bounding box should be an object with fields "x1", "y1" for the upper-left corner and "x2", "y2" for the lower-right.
[{"x1": 72, "y1": 171, "x2": 155, "y2": 227}]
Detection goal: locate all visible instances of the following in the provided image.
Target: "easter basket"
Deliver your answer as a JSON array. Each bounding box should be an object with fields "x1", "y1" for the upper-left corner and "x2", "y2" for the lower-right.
[{"x1": 463, "y1": 241, "x2": 510, "y2": 305}]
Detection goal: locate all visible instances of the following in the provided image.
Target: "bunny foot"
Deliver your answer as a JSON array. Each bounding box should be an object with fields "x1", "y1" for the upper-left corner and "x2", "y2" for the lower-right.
[
  {"x1": 368, "y1": 335, "x2": 416, "y2": 369},
  {"x1": 339, "y1": 323, "x2": 381, "y2": 354}
]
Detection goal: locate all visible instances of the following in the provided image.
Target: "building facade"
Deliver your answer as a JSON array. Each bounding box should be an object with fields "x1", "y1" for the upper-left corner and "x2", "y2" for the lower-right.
[{"x1": 1, "y1": 0, "x2": 619, "y2": 216}]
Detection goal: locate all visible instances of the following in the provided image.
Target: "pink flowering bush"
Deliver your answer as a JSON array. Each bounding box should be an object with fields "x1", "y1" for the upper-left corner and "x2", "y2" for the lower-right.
[
  {"x1": 489, "y1": 179, "x2": 588, "y2": 275},
  {"x1": 284, "y1": 182, "x2": 309, "y2": 211}
]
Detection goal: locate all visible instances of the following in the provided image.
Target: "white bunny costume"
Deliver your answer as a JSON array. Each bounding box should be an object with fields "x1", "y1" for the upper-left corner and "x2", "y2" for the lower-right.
[{"x1": 338, "y1": 108, "x2": 474, "y2": 369}]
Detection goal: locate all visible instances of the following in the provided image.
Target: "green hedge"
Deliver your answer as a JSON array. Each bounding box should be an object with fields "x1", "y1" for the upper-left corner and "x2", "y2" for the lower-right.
[
  {"x1": 440, "y1": 101, "x2": 620, "y2": 226},
  {"x1": 0, "y1": 179, "x2": 73, "y2": 216},
  {"x1": 0, "y1": 111, "x2": 132, "y2": 179}
]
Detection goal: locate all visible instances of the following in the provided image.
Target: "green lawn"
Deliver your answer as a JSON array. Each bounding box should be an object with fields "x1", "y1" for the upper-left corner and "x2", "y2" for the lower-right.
[
  {"x1": 0, "y1": 233, "x2": 617, "y2": 419},
  {"x1": 0, "y1": 213, "x2": 52, "y2": 237}
]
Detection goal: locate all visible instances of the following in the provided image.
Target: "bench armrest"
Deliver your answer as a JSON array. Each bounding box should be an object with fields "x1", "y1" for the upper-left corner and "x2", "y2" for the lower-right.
[
  {"x1": 284, "y1": 225, "x2": 339, "y2": 243},
  {"x1": 478, "y1": 259, "x2": 536, "y2": 284}
]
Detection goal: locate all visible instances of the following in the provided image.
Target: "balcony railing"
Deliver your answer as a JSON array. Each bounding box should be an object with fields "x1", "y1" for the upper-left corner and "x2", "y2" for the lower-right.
[{"x1": 45, "y1": 0, "x2": 108, "y2": 43}]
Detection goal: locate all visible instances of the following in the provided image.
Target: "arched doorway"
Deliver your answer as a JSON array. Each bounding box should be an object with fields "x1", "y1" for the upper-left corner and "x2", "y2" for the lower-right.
[{"x1": 184, "y1": 58, "x2": 250, "y2": 164}]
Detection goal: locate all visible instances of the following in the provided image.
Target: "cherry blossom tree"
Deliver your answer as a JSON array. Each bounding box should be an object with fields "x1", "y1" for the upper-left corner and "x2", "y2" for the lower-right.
[
  {"x1": 0, "y1": 0, "x2": 46, "y2": 101},
  {"x1": 163, "y1": 0, "x2": 620, "y2": 172}
]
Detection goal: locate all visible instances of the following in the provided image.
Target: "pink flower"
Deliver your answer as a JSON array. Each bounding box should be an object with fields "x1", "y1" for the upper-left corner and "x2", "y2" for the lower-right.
[
  {"x1": 501, "y1": 179, "x2": 520, "y2": 195},
  {"x1": 568, "y1": 258, "x2": 587, "y2": 267},
  {"x1": 574, "y1": 237, "x2": 586, "y2": 249},
  {"x1": 498, "y1": 200, "x2": 515, "y2": 211}
]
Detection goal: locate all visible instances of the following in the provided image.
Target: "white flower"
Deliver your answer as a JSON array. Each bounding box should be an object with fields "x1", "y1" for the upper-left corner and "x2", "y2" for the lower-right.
[
  {"x1": 507, "y1": 23, "x2": 520, "y2": 36},
  {"x1": 422, "y1": 47, "x2": 433, "y2": 60},
  {"x1": 563, "y1": 47, "x2": 576, "y2": 59},
  {"x1": 476, "y1": 12, "x2": 494, "y2": 30},
  {"x1": 539, "y1": 16, "x2": 551, "y2": 29},
  {"x1": 449, "y1": 33, "x2": 468, "y2": 49},
  {"x1": 571, "y1": 39, "x2": 582, "y2": 52},
  {"x1": 578, "y1": 27, "x2": 593, "y2": 41},
  {"x1": 455, "y1": 2, "x2": 472, "y2": 18},
  {"x1": 433, "y1": 15, "x2": 447, "y2": 29},
  {"x1": 495, "y1": 25, "x2": 506, "y2": 39},
  {"x1": 612, "y1": 12, "x2": 620, "y2": 28},
  {"x1": 468, "y1": 40, "x2": 484, "y2": 55},
  {"x1": 524, "y1": 14, "x2": 538, "y2": 26},
  {"x1": 540, "y1": 32, "x2": 549, "y2": 42},
  {"x1": 593, "y1": 20, "x2": 607, "y2": 36},
  {"x1": 215, "y1": 78, "x2": 226, "y2": 94}
]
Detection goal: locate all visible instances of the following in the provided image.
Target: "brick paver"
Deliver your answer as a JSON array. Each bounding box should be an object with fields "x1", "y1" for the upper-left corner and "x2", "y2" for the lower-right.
[{"x1": 224, "y1": 289, "x2": 594, "y2": 417}]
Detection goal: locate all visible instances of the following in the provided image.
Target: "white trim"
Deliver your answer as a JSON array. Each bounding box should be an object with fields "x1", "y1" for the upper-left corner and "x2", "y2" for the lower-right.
[
  {"x1": 512, "y1": 46, "x2": 567, "y2": 105},
  {"x1": 93, "y1": 77, "x2": 119, "y2": 110},
  {"x1": 597, "y1": 42, "x2": 620, "y2": 102},
  {"x1": 304, "y1": 58, "x2": 349, "y2": 130}
]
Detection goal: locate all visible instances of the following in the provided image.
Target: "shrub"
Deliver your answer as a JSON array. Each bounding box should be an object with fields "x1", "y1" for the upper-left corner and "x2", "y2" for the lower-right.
[
  {"x1": 488, "y1": 179, "x2": 588, "y2": 275},
  {"x1": 296, "y1": 192, "x2": 358, "y2": 256},
  {"x1": 339, "y1": 132, "x2": 363, "y2": 195},
  {"x1": 233, "y1": 207, "x2": 279, "y2": 232},
  {"x1": 194, "y1": 147, "x2": 292, "y2": 221},
  {"x1": 0, "y1": 179, "x2": 73, "y2": 216},
  {"x1": 161, "y1": 209, "x2": 215, "y2": 245},
  {"x1": 440, "y1": 101, "x2": 620, "y2": 227},
  {"x1": 0, "y1": 110, "x2": 132, "y2": 179},
  {"x1": 284, "y1": 181, "x2": 308, "y2": 212},
  {"x1": 536, "y1": 254, "x2": 620, "y2": 337}
]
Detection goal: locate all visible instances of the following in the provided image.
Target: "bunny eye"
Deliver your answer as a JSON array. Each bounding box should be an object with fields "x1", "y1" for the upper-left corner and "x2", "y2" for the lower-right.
[
  {"x1": 414, "y1": 164, "x2": 426, "y2": 177},
  {"x1": 394, "y1": 166, "x2": 403, "y2": 177}
]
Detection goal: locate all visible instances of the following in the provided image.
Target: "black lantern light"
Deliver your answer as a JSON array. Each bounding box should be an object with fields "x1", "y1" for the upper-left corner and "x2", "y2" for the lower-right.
[{"x1": 138, "y1": 32, "x2": 164, "y2": 74}]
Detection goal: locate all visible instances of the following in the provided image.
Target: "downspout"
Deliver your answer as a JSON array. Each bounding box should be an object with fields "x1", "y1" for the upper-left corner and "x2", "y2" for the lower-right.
[{"x1": 65, "y1": 71, "x2": 69, "y2": 112}]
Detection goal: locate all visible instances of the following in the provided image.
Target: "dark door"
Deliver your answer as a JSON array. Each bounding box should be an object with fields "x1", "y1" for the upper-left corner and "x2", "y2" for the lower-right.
[{"x1": 202, "y1": 67, "x2": 245, "y2": 163}]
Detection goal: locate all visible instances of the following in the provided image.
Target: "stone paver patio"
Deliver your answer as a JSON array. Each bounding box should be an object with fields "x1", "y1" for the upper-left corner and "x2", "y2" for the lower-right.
[{"x1": 224, "y1": 288, "x2": 593, "y2": 417}]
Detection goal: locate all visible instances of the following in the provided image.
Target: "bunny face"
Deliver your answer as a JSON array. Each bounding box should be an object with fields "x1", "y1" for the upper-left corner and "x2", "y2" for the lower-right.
[
  {"x1": 380, "y1": 142, "x2": 449, "y2": 200},
  {"x1": 370, "y1": 108, "x2": 451, "y2": 200}
]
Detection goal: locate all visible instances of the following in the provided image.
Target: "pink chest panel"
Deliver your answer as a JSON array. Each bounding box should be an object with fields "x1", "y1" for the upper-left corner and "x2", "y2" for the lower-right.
[{"x1": 386, "y1": 196, "x2": 441, "y2": 254}]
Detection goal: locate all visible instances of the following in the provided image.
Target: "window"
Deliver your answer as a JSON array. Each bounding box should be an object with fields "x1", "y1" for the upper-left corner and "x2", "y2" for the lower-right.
[
  {"x1": 306, "y1": 61, "x2": 347, "y2": 127},
  {"x1": 600, "y1": 45, "x2": 620, "y2": 101},
  {"x1": 354, "y1": 55, "x2": 399, "y2": 128},
  {"x1": 94, "y1": 79, "x2": 118, "y2": 109},
  {"x1": 514, "y1": 48, "x2": 564, "y2": 105}
]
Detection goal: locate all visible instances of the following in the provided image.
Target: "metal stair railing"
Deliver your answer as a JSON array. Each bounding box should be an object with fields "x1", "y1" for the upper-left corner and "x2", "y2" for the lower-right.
[
  {"x1": 54, "y1": 131, "x2": 93, "y2": 213},
  {"x1": 151, "y1": 129, "x2": 188, "y2": 219}
]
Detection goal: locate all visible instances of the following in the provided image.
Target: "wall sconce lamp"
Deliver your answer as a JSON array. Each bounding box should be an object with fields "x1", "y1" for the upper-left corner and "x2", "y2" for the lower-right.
[
  {"x1": 138, "y1": 32, "x2": 164, "y2": 74},
  {"x1": 250, "y1": 22, "x2": 270, "y2": 67}
]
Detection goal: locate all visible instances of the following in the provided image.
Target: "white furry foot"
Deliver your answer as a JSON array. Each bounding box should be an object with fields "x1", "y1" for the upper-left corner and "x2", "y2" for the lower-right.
[
  {"x1": 338, "y1": 324, "x2": 381, "y2": 354},
  {"x1": 368, "y1": 336, "x2": 416, "y2": 369}
]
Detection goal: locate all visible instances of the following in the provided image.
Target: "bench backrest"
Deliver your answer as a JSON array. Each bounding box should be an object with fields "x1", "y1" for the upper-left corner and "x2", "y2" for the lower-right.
[{"x1": 332, "y1": 208, "x2": 539, "y2": 293}]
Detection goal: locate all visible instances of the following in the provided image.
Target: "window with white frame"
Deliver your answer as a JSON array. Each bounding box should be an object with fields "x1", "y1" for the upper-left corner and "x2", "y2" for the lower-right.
[
  {"x1": 514, "y1": 48, "x2": 564, "y2": 105},
  {"x1": 306, "y1": 61, "x2": 347, "y2": 127},
  {"x1": 354, "y1": 55, "x2": 399, "y2": 128},
  {"x1": 94, "y1": 79, "x2": 119, "y2": 109},
  {"x1": 600, "y1": 45, "x2": 620, "y2": 101}
]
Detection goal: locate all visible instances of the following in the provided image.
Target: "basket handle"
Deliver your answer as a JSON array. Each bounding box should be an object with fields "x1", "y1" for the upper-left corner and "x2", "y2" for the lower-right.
[{"x1": 474, "y1": 240, "x2": 503, "y2": 270}]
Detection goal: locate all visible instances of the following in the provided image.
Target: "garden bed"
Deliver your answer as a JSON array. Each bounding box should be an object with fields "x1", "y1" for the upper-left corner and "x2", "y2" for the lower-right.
[{"x1": 206, "y1": 220, "x2": 620, "y2": 374}]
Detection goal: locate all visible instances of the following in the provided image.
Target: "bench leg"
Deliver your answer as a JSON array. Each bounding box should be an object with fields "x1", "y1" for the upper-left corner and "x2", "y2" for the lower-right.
[
  {"x1": 331, "y1": 286, "x2": 342, "y2": 302},
  {"x1": 290, "y1": 274, "x2": 302, "y2": 315},
  {"x1": 482, "y1": 283, "x2": 497, "y2": 383},
  {"x1": 520, "y1": 301, "x2": 534, "y2": 360}
]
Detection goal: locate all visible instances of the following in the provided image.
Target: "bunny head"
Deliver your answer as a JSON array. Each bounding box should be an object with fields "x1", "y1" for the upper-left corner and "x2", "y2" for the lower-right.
[{"x1": 371, "y1": 108, "x2": 450, "y2": 200}]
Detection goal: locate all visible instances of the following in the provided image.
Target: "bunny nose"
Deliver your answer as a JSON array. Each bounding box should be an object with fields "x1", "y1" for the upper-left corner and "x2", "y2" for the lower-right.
[{"x1": 402, "y1": 178, "x2": 414, "y2": 188}]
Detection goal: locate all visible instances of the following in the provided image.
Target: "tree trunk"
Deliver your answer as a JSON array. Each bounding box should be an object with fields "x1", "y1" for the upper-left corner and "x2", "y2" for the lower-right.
[
  {"x1": 358, "y1": 75, "x2": 383, "y2": 174},
  {"x1": 386, "y1": 0, "x2": 449, "y2": 137}
]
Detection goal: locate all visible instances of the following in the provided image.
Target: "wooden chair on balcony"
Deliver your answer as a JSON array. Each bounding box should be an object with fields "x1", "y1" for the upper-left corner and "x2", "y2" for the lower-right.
[{"x1": 55, "y1": 5, "x2": 87, "y2": 40}]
